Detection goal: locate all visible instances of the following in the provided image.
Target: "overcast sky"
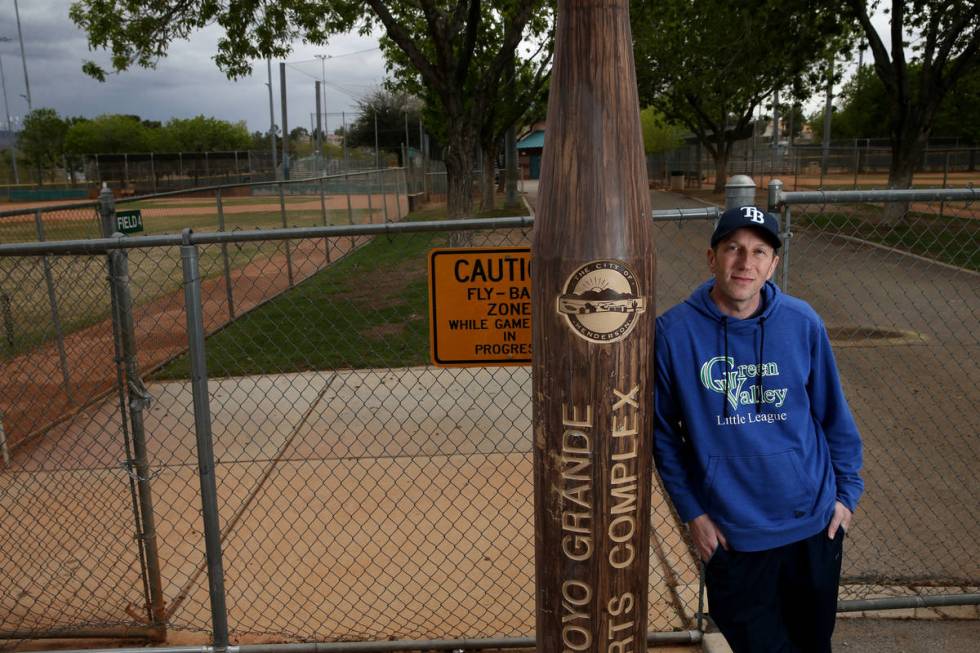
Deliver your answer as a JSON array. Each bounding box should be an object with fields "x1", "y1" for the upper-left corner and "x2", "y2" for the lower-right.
[
  {"x1": 0, "y1": 2, "x2": 893, "y2": 136},
  {"x1": 0, "y1": 0, "x2": 388, "y2": 135}
]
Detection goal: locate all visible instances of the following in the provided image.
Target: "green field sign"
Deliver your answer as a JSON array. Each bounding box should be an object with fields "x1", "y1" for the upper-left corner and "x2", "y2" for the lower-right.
[{"x1": 116, "y1": 209, "x2": 144, "y2": 234}]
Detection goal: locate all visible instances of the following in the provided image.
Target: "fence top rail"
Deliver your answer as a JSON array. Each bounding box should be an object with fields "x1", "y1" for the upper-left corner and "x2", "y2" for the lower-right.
[
  {"x1": 0, "y1": 216, "x2": 535, "y2": 257},
  {"x1": 774, "y1": 186, "x2": 978, "y2": 206},
  {"x1": 0, "y1": 168, "x2": 404, "y2": 220}
]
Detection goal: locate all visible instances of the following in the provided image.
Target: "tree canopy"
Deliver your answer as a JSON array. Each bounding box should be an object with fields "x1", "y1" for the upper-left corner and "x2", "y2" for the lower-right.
[
  {"x1": 344, "y1": 89, "x2": 423, "y2": 161},
  {"x1": 632, "y1": 0, "x2": 851, "y2": 190},
  {"x1": 639, "y1": 107, "x2": 685, "y2": 155},
  {"x1": 843, "y1": 0, "x2": 980, "y2": 191},
  {"x1": 18, "y1": 109, "x2": 70, "y2": 181},
  {"x1": 69, "y1": 0, "x2": 553, "y2": 217}
]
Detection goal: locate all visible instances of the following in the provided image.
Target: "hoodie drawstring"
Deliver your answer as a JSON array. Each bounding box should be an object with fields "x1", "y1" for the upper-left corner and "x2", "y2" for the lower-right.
[
  {"x1": 722, "y1": 316, "x2": 729, "y2": 418},
  {"x1": 756, "y1": 316, "x2": 767, "y2": 412}
]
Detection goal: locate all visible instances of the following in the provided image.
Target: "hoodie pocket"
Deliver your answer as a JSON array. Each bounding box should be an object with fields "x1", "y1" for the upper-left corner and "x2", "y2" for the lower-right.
[{"x1": 704, "y1": 449, "x2": 813, "y2": 527}]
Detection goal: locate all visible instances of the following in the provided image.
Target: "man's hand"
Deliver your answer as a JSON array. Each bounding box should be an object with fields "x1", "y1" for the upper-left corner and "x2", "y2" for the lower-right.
[
  {"x1": 688, "y1": 514, "x2": 728, "y2": 562},
  {"x1": 827, "y1": 501, "x2": 853, "y2": 539}
]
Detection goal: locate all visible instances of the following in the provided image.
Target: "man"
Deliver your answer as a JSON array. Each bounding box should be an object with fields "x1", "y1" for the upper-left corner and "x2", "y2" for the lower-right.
[{"x1": 653, "y1": 205, "x2": 863, "y2": 652}]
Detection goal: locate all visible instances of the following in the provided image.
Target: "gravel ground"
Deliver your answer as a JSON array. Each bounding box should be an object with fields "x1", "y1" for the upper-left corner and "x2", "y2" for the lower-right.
[{"x1": 834, "y1": 618, "x2": 980, "y2": 652}]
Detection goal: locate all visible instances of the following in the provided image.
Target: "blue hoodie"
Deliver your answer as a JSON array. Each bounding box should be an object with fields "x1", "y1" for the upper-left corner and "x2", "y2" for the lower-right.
[{"x1": 654, "y1": 280, "x2": 863, "y2": 552}]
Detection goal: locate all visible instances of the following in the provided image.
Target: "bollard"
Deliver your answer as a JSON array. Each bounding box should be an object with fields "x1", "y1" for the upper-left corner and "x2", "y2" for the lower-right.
[
  {"x1": 768, "y1": 178, "x2": 791, "y2": 292},
  {"x1": 725, "y1": 174, "x2": 757, "y2": 210}
]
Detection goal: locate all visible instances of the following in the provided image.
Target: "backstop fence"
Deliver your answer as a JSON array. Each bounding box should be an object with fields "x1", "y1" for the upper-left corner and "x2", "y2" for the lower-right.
[
  {"x1": 0, "y1": 183, "x2": 976, "y2": 651},
  {"x1": 649, "y1": 143, "x2": 979, "y2": 191}
]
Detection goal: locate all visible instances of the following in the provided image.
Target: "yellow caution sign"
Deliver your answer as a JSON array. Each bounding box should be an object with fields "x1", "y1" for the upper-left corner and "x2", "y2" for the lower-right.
[{"x1": 428, "y1": 247, "x2": 532, "y2": 366}]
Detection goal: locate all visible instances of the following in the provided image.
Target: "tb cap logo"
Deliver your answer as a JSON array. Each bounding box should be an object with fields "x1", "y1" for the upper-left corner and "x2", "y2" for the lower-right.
[{"x1": 742, "y1": 206, "x2": 766, "y2": 224}]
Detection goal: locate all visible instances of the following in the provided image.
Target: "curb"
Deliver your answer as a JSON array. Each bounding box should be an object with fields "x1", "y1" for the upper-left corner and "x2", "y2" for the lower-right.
[{"x1": 700, "y1": 632, "x2": 733, "y2": 653}]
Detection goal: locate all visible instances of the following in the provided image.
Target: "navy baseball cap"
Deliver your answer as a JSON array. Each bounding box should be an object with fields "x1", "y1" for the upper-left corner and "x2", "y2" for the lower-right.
[{"x1": 711, "y1": 205, "x2": 782, "y2": 250}]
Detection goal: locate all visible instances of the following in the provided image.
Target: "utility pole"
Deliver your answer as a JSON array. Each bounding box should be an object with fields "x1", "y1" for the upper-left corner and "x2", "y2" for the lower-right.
[
  {"x1": 13, "y1": 0, "x2": 30, "y2": 111},
  {"x1": 267, "y1": 59, "x2": 278, "y2": 178}
]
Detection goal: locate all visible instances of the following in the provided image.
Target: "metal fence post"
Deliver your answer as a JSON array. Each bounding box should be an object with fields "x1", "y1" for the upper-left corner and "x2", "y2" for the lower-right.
[
  {"x1": 0, "y1": 410, "x2": 7, "y2": 467},
  {"x1": 319, "y1": 175, "x2": 330, "y2": 264},
  {"x1": 381, "y1": 169, "x2": 390, "y2": 224},
  {"x1": 345, "y1": 172, "x2": 354, "y2": 225},
  {"x1": 1, "y1": 290, "x2": 13, "y2": 353},
  {"x1": 181, "y1": 235, "x2": 231, "y2": 651},
  {"x1": 216, "y1": 190, "x2": 235, "y2": 320},
  {"x1": 34, "y1": 208, "x2": 73, "y2": 405},
  {"x1": 108, "y1": 246, "x2": 168, "y2": 639},
  {"x1": 279, "y1": 181, "x2": 294, "y2": 287},
  {"x1": 366, "y1": 171, "x2": 374, "y2": 224},
  {"x1": 940, "y1": 152, "x2": 950, "y2": 219},
  {"x1": 395, "y1": 168, "x2": 405, "y2": 221},
  {"x1": 767, "y1": 179, "x2": 791, "y2": 291},
  {"x1": 150, "y1": 153, "x2": 158, "y2": 194}
]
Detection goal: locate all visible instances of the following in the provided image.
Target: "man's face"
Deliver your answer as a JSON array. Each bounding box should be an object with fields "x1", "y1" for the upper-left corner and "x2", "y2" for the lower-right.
[{"x1": 707, "y1": 228, "x2": 780, "y2": 308}]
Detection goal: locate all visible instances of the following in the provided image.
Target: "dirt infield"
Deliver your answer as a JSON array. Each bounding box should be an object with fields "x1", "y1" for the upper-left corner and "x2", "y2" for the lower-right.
[{"x1": 0, "y1": 366, "x2": 698, "y2": 640}]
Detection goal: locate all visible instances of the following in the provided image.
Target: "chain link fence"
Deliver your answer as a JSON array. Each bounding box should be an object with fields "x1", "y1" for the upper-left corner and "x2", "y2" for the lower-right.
[
  {"x1": 1, "y1": 184, "x2": 977, "y2": 649},
  {"x1": 649, "y1": 142, "x2": 979, "y2": 192},
  {"x1": 771, "y1": 186, "x2": 979, "y2": 608}
]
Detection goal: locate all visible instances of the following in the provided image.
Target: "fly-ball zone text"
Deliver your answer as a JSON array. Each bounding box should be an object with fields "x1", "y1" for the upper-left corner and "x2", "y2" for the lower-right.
[{"x1": 559, "y1": 384, "x2": 642, "y2": 653}]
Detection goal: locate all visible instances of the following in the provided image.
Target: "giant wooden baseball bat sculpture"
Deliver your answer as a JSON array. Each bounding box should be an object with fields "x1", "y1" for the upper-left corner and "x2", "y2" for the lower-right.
[{"x1": 532, "y1": 2, "x2": 654, "y2": 653}]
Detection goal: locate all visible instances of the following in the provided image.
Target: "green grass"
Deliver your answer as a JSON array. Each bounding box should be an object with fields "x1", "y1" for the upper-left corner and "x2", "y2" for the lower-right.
[
  {"x1": 797, "y1": 207, "x2": 980, "y2": 271},
  {"x1": 152, "y1": 201, "x2": 529, "y2": 379},
  {"x1": 0, "y1": 207, "x2": 376, "y2": 359}
]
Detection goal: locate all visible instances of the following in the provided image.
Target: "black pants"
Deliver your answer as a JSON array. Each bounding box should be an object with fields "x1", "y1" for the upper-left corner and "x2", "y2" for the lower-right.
[{"x1": 705, "y1": 528, "x2": 844, "y2": 653}]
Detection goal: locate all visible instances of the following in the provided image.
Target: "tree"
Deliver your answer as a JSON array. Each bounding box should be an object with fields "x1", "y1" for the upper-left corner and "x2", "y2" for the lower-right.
[
  {"x1": 64, "y1": 114, "x2": 148, "y2": 154},
  {"x1": 639, "y1": 107, "x2": 685, "y2": 154},
  {"x1": 69, "y1": 0, "x2": 551, "y2": 218},
  {"x1": 379, "y1": 9, "x2": 553, "y2": 211},
  {"x1": 843, "y1": 0, "x2": 980, "y2": 198},
  {"x1": 18, "y1": 109, "x2": 69, "y2": 184},
  {"x1": 164, "y1": 115, "x2": 252, "y2": 152},
  {"x1": 816, "y1": 62, "x2": 980, "y2": 147},
  {"x1": 345, "y1": 89, "x2": 423, "y2": 163},
  {"x1": 632, "y1": 0, "x2": 850, "y2": 191}
]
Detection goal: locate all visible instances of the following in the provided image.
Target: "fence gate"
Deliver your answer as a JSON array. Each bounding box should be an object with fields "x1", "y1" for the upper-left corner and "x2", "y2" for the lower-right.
[{"x1": 0, "y1": 248, "x2": 163, "y2": 641}]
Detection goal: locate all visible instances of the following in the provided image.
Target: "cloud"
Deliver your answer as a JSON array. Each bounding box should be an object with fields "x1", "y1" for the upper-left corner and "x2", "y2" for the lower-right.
[{"x1": 0, "y1": 1, "x2": 387, "y2": 133}]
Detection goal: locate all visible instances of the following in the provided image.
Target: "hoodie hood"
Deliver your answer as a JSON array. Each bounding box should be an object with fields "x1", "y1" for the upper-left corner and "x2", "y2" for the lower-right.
[{"x1": 684, "y1": 279, "x2": 783, "y2": 325}]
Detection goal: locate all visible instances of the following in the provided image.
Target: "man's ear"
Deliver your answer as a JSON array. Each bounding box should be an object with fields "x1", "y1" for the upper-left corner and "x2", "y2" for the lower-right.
[{"x1": 766, "y1": 254, "x2": 780, "y2": 280}]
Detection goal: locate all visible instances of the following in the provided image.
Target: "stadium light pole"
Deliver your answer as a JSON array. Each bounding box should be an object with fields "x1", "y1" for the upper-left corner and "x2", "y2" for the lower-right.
[
  {"x1": 267, "y1": 58, "x2": 278, "y2": 178},
  {"x1": 315, "y1": 54, "x2": 329, "y2": 146},
  {"x1": 0, "y1": 45, "x2": 20, "y2": 184},
  {"x1": 13, "y1": 0, "x2": 30, "y2": 112}
]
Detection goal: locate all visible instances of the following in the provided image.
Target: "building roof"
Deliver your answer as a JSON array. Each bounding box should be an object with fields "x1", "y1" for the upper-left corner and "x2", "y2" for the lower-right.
[{"x1": 517, "y1": 130, "x2": 545, "y2": 150}]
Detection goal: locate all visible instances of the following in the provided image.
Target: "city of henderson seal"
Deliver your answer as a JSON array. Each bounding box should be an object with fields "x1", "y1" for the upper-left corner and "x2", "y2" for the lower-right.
[{"x1": 557, "y1": 260, "x2": 646, "y2": 343}]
